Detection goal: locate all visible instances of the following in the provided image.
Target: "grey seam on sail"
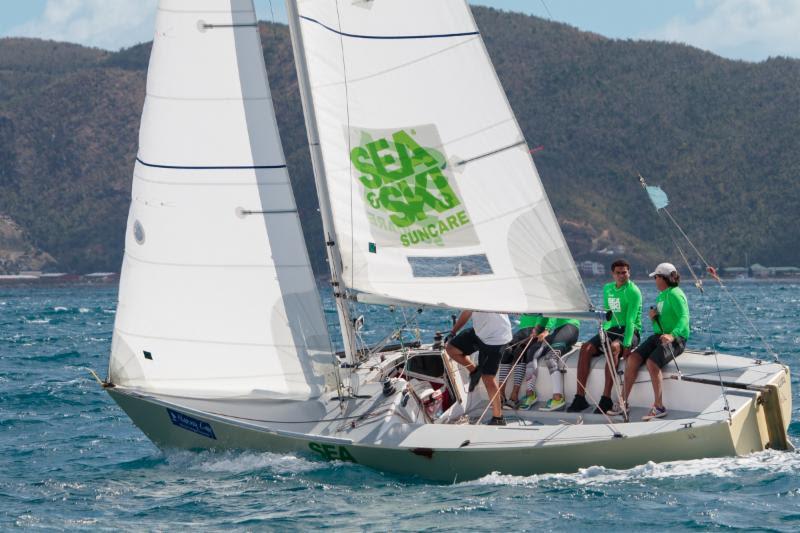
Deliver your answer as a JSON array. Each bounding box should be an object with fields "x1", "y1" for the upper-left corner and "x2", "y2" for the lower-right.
[
  {"x1": 200, "y1": 23, "x2": 258, "y2": 29},
  {"x1": 455, "y1": 140, "x2": 528, "y2": 166},
  {"x1": 311, "y1": 37, "x2": 480, "y2": 89},
  {"x1": 240, "y1": 209, "x2": 298, "y2": 215},
  {"x1": 115, "y1": 327, "x2": 308, "y2": 350},
  {"x1": 124, "y1": 252, "x2": 311, "y2": 269},
  {"x1": 144, "y1": 94, "x2": 274, "y2": 102},
  {"x1": 157, "y1": 8, "x2": 254, "y2": 14},
  {"x1": 362, "y1": 265, "x2": 581, "y2": 285}
]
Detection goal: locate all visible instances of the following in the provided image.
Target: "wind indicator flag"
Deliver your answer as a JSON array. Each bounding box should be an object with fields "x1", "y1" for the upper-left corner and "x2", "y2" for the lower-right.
[{"x1": 645, "y1": 185, "x2": 669, "y2": 210}]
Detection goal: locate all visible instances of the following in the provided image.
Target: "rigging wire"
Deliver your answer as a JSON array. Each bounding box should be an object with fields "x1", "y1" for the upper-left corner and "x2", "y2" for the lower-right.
[
  {"x1": 638, "y1": 173, "x2": 779, "y2": 362},
  {"x1": 639, "y1": 174, "x2": 733, "y2": 416},
  {"x1": 539, "y1": 0, "x2": 553, "y2": 20},
  {"x1": 331, "y1": 0, "x2": 366, "y2": 394},
  {"x1": 332, "y1": 0, "x2": 356, "y2": 291},
  {"x1": 266, "y1": 0, "x2": 277, "y2": 39}
]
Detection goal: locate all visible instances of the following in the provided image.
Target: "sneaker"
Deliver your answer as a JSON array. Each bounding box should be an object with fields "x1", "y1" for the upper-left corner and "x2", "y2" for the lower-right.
[
  {"x1": 468, "y1": 368, "x2": 482, "y2": 392},
  {"x1": 606, "y1": 402, "x2": 629, "y2": 416},
  {"x1": 566, "y1": 394, "x2": 590, "y2": 413},
  {"x1": 518, "y1": 391, "x2": 538, "y2": 410},
  {"x1": 539, "y1": 397, "x2": 566, "y2": 411},
  {"x1": 593, "y1": 395, "x2": 614, "y2": 414},
  {"x1": 642, "y1": 405, "x2": 667, "y2": 421},
  {"x1": 487, "y1": 416, "x2": 507, "y2": 426},
  {"x1": 502, "y1": 397, "x2": 519, "y2": 410}
]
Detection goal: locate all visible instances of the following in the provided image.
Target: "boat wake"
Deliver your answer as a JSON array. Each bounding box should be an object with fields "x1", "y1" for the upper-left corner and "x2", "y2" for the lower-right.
[
  {"x1": 162, "y1": 449, "x2": 336, "y2": 476},
  {"x1": 469, "y1": 449, "x2": 800, "y2": 486}
]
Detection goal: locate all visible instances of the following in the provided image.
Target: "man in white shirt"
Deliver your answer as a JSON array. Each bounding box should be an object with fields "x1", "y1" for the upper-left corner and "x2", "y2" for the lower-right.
[{"x1": 445, "y1": 310, "x2": 513, "y2": 425}]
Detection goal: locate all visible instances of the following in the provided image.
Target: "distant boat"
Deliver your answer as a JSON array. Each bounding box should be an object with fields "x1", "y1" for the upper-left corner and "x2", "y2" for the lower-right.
[{"x1": 104, "y1": 0, "x2": 792, "y2": 481}]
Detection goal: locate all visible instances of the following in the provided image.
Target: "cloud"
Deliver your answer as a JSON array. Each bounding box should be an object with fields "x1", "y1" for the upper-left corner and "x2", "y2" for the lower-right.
[
  {"x1": 5, "y1": 0, "x2": 158, "y2": 50},
  {"x1": 645, "y1": 0, "x2": 800, "y2": 61}
]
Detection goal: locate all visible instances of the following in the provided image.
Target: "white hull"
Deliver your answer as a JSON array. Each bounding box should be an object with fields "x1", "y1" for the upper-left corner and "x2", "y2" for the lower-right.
[{"x1": 106, "y1": 347, "x2": 792, "y2": 482}]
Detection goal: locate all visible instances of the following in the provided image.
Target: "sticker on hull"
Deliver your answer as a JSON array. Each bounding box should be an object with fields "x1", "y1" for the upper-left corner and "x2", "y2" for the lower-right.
[{"x1": 167, "y1": 408, "x2": 217, "y2": 440}]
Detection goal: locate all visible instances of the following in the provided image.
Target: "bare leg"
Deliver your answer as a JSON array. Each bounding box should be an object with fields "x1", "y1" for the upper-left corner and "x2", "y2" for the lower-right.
[
  {"x1": 482, "y1": 374, "x2": 503, "y2": 418},
  {"x1": 510, "y1": 384, "x2": 521, "y2": 402},
  {"x1": 622, "y1": 352, "x2": 643, "y2": 403},
  {"x1": 646, "y1": 358, "x2": 664, "y2": 408},
  {"x1": 602, "y1": 341, "x2": 622, "y2": 397},
  {"x1": 445, "y1": 345, "x2": 476, "y2": 373},
  {"x1": 576, "y1": 342, "x2": 597, "y2": 395}
]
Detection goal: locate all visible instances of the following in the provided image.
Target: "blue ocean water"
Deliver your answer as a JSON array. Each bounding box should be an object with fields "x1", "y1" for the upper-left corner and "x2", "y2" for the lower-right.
[{"x1": 1, "y1": 280, "x2": 799, "y2": 530}]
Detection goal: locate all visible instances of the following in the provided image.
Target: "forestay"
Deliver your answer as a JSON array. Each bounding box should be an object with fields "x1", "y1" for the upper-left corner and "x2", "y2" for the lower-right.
[
  {"x1": 295, "y1": 0, "x2": 590, "y2": 313},
  {"x1": 109, "y1": 0, "x2": 333, "y2": 399}
]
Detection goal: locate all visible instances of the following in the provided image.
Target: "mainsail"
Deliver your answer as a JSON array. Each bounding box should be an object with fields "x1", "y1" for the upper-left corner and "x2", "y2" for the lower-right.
[
  {"x1": 109, "y1": 0, "x2": 333, "y2": 399},
  {"x1": 292, "y1": 0, "x2": 590, "y2": 313}
]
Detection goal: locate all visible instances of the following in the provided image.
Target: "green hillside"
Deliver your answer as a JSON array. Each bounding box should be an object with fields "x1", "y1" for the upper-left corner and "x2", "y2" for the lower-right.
[{"x1": 0, "y1": 7, "x2": 798, "y2": 276}]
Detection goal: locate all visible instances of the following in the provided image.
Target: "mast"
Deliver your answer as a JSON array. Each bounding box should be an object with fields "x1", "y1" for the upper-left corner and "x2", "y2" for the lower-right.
[{"x1": 285, "y1": 0, "x2": 358, "y2": 364}]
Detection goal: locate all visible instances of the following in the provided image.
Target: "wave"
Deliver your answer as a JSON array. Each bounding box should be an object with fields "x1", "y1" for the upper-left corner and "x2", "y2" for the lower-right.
[
  {"x1": 162, "y1": 449, "x2": 328, "y2": 476},
  {"x1": 468, "y1": 450, "x2": 800, "y2": 487}
]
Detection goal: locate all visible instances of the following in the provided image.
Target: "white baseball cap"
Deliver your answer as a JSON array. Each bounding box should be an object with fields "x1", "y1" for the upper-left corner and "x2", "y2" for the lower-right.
[{"x1": 649, "y1": 262, "x2": 677, "y2": 277}]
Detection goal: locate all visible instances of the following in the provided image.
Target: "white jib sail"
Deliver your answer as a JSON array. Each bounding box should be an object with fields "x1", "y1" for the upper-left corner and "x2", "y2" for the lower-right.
[
  {"x1": 294, "y1": 0, "x2": 590, "y2": 313},
  {"x1": 109, "y1": 0, "x2": 334, "y2": 399}
]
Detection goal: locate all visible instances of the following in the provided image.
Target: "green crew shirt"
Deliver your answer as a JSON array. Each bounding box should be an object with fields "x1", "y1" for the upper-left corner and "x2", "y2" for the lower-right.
[
  {"x1": 542, "y1": 316, "x2": 580, "y2": 332},
  {"x1": 602, "y1": 280, "x2": 643, "y2": 348},
  {"x1": 518, "y1": 313, "x2": 541, "y2": 329},
  {"x1": 653, "y1": 286, "x2": 691, "y2": 340},
  {"x1": 518, "y1": 314, "x2": 578, "y2": 332}
]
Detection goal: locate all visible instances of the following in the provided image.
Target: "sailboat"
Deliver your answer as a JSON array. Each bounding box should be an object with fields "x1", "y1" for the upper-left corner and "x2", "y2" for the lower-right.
[{"x1": 104, "y1": 0, "x2": 792, "y2": 482}]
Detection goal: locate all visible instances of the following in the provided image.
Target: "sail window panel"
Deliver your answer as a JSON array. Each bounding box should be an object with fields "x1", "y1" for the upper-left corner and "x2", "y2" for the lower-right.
[
  {"x1": 149, "y1": 6, "x2": 267, "y2": 100},
  {"x1": 298, "y1": 0, "x2": 476, "y2": 38},
  {"x1": 138, "y1": 97, "x2": 285, "y2": 168},
  {"x1": 407, "y1": 255, "x2": 492, "y2": 278},
  {"x1": 125, "y1": 178, "x2": 303, "y2": 267}
]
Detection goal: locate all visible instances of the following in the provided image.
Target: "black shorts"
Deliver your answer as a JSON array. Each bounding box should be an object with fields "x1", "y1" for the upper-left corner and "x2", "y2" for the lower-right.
[
  {"x1": 500, "y1": 327, "x2": 538, "y2": 365},
  {"x1": 525, "y1": 324, "x2": 578, "y2": 363},
  {"x1": 531, "y1": 324, "x2": 579, "y2": 362},
  {"x1": 633, "y1": 334, "x2": 686, "y2": 368},
  {"x1": 585, "y1": 326, "x2": 640, "y2": 352},
  {"x1": 449, "y1": 328, "x2": 505, "y2": 376}
]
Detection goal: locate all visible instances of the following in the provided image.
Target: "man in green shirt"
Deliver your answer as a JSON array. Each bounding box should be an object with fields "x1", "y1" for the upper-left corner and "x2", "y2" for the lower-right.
[
  {"x1": 567, "y1": 259, "x2": 642, "y2": 413},
  {"x1": 610, "y1": 262, "x2": 690, "y2": 420}
]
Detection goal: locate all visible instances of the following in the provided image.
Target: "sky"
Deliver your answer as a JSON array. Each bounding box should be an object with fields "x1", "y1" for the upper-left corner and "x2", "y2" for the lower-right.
[{"x1": 1, "y1": 0, "x2": 799, "y2": 62}]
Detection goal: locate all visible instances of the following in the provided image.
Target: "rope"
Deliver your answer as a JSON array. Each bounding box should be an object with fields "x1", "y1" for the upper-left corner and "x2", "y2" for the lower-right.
[
  {"x1": 475, "y1": 334, "x2": 537, "y2": 424},
  {"x1": 474, "y1": 331, "x2": 624, "y2": 435},
  {"x1": 599, "y1": 325, "x2": 629, "y2": 422}
]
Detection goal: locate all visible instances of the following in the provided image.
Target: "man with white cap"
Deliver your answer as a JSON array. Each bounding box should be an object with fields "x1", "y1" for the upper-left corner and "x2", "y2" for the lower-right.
[{"x1": 609, "y1": 262, "x2": 690, "y2": 420}]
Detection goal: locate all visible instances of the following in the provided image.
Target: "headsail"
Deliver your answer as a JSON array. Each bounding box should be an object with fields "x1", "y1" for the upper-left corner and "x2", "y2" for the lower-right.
[
  {"x1": 292, "y1": 0, "x2": 590, "y2": 313},
  {"x1": 109, "y1": 0, "x2": 334, "y2": 399}
]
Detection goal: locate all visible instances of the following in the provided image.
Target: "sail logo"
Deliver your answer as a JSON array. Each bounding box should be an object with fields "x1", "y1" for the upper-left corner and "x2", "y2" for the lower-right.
[{"x1": 349, "y1": 126, "x2": 479, "y2": 249}]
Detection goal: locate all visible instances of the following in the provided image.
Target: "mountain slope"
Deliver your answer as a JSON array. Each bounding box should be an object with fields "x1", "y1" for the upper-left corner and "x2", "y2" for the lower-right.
[{"x1": 0, "y1": 7, "x2": 798, "y2": 275}]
